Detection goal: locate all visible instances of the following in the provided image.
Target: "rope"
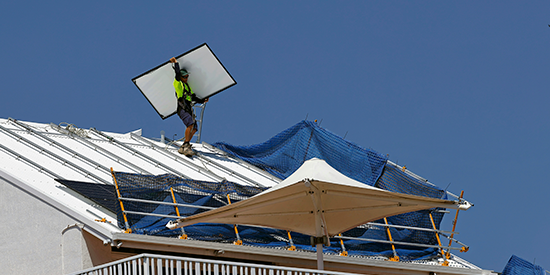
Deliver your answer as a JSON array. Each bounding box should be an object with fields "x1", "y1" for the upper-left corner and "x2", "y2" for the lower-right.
[{"x1": 58, "y1": 122, "x2": 89, "y2": 138}]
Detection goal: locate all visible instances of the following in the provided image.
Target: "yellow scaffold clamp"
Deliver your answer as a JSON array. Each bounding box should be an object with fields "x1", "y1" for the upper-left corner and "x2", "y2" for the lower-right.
[
  {"x1": 111, "y1": 168, "x2": 132, "y2": 234},
  {"x1": 170, "y1": 187, "x2": 189, "y2": 240},
  {"x1": 227, "y1": 195, "x2": 243, "y2": 246},
  {"x1": 388, "y1": 256, "x2": 400, "y2": 262},
  {"x1": 384, "y1": 217, "x2": 400, "y2": 262},
  {"x1": 287, "y1": 231, "x2": 296, "y2": 251},
  {"x1": 94, "y1": 218, "x2": 112, "y2": 224},
  {"x1": 338, "y1": 234, "x2": 348, "y2": 257}
]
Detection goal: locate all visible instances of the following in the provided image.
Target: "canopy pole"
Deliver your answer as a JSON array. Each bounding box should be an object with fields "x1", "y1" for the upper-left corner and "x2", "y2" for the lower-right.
[
  {"x1": 111, "y1": 168, "x2": 131, "y2": 233},
  {"x1": 170, "y1": 187, "x2": 188, "y2": 239},
  {"x1": 316, "y1": 243, "x2": 324, "y2": 270},
  {"x1": 307, "y1": 179, "x2": 326, "y2": 270}
]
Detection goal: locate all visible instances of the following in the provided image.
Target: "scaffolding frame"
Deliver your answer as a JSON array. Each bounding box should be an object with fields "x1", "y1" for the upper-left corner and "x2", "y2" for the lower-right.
[{"x1": 110, "y1": 167, "x2": 470, "y2": 259}]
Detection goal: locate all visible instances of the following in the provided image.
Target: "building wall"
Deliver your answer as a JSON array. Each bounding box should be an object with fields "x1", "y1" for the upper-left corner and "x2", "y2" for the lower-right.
[{"x1": 0, "y1": 176, "x2": 105, "y2": 274}]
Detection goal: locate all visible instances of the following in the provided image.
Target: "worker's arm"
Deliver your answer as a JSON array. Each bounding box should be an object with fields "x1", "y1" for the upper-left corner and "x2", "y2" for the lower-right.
[
  {"x1": 191, "y1": 94, "x2": 209, "y2": 104},
  {"x1": 170, "y1": 57, "x2": 182, "y2": 80}
]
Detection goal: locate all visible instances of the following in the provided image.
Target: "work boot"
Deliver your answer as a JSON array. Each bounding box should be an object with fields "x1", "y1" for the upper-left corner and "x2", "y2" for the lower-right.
[
  {"x1": 183, "y1": 144, "x2": 196, "y2": 157},
  {"x1": 178, "y1": 143, "x2": 190, "y2": 155}
]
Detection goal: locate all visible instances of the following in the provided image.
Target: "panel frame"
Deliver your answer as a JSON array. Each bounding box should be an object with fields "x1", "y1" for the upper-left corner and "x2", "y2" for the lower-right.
[{"x1": 132, "y1": 43, "x2": 236, "y2": 120}]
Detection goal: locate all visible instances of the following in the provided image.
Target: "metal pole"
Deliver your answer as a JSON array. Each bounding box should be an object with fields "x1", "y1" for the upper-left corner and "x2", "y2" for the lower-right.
[
  {"x1": 446, "y1": 190, "x2": 465, "y2": 259},
  {"x1": 429, "y1": 212, "x2": 448, "y2": 266},
  {"x1": 119, "y1": 197, "x2": 215, "y2": 210},
  {"x1": 338, "y1": 234, "x2": 348, "y2": 256},
  {"x1": 308, "y1": 179, "x2": 326, "y2": 270},
  {"x1": 111, "y1": 168, "x2": 131, "y2": 233},
  {"x1": 226, "y1": 195, "x2": 242, "y2": 245},
  {"x1": 287, "y1": 231, "x2": 296, "y2": 251},
  {"x1": 316, "y1": 243, "x2": 324, "y2": 270},
  {"x1": 170, "y1": 187, "x2": 188, "y2": 239},
  {"x1": 195, "y1": 103, "x2": 206, "y2": 143},
  {"x1": 336, "y1": 235, "x2": 465, "y2": 251},
  {"x1": 384, "y1": 217, "x2": 399, "y2": 262}
]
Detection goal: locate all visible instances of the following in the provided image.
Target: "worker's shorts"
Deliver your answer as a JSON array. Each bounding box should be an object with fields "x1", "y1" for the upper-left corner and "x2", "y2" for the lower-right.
[{"x1": 178, "y1": 109, "x2": 197, "y2": 130}]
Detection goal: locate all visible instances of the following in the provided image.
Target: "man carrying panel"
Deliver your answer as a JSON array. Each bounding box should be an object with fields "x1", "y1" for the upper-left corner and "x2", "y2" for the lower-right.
[{"x1": 169, "y1": 57, "x2": 209, "y2": 157}]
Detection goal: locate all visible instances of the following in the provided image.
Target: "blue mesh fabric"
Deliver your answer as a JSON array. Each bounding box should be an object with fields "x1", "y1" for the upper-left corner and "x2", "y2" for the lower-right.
[
  {"x1": 212, "y1": 120, "x2": 449, "y2": 260},
  {"x1": 213, "y1": 120, "x2": 388, "y2": 186},
  {"x1": 502, "y1": 255, "x2": 545, "y2": 275},
  {"x1": 113, "y1": 121, "x2": 456, "y2": 261}
]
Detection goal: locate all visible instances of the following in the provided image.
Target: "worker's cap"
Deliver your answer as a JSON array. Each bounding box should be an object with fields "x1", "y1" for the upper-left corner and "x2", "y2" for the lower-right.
[{"x1": 180, "y1": 69, "x2": 189, "y2": 76}]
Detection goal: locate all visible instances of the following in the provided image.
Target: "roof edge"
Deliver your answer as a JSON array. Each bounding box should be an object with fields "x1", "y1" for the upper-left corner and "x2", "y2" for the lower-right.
[
  {"x1": 0, "y1": 168, "x2": 114, "y2": 243},
  {"x1": 111, "y1": 233, "x2": 496, "y2": 275}
]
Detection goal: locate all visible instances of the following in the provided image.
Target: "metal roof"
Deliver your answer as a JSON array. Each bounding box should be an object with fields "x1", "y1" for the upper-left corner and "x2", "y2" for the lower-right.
[
  {"x1": 0, "y1": 117, "x2": 496, "y2": 275},
  {"x1": 0, "y1": 117, "x2": 280, "y2": 234}
]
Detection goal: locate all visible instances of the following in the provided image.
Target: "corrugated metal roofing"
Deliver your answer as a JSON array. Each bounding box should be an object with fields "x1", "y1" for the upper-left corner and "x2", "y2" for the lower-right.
[
  {"x1": 0, "y1": 117, "x2": 281, "y2": 234},
  {"x1": 0, "y1": 117, "x2": 493, "y2": 274}
]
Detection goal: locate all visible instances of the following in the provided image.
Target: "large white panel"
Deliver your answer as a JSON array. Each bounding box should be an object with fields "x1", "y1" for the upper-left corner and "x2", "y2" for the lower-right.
[{"x1": 133, "y1": 43, "x2": 236, "y2": 119}]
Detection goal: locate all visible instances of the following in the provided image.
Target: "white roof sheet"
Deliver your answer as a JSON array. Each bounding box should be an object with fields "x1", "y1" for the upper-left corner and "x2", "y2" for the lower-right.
[
  {"x1": 0, "y1": 117, "x2": 491, "y2": 273},
  {"x1": 0, "y1": 117, "x2": 281, "y2": 236}
]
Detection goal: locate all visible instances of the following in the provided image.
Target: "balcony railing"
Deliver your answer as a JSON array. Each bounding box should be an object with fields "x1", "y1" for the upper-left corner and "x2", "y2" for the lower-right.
[{"x1": 70, "y1": 253, "x2": 360, "y2": 275}]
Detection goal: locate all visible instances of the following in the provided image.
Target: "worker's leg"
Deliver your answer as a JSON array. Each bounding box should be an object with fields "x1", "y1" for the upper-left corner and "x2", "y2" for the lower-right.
[
  {"x1": 184, "y1": 124, "x2": 195, "y2": 143},
  {"x1": 178, "y1": 109, "x2": 197, "y2": 156},
  {"x1": 181, "y1": 123, "x2": 198, "y2": 156}
]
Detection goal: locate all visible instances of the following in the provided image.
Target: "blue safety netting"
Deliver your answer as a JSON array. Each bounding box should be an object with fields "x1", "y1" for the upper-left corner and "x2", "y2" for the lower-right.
[
  {"x1": 113, "y1": 172, "x2": 276, "y2": 241},
  {"x1": 213, "y1": 120, "x2": 448, "y2": 260},
  {"x1": 113, "y1": 120, "x2": 453, "y2": 261},
  {"x1": 213, "y1": 120, "x2": 388, "y2": 186},
  {"x1": 502, "y1": 255, "x2": 545, "y2": 275}
]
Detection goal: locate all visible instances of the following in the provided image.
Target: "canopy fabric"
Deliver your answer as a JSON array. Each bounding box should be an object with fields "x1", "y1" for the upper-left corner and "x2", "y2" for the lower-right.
[
  {"x1": 210, "y1": 120, "x2": 461, "y2": 260},
  {"x1": 167, "y1": 158, "x2": 466, "y2": 237}
]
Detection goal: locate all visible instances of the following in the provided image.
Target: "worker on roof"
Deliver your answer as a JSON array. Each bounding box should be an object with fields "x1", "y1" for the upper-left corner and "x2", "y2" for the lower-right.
[{"x1": 170, "y1": 57, "x2": 209, "y2": 157}]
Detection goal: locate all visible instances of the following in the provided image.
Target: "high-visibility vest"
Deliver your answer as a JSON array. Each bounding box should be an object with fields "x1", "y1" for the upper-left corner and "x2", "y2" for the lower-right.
[{"x1": 173, "y1": 79, "x2": 193, "y2": 102}]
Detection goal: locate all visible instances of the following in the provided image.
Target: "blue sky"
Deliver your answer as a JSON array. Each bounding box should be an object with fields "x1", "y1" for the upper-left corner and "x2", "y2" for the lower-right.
[{"x1": 1, "y1": 1, "x2": 549, "y2": 272}]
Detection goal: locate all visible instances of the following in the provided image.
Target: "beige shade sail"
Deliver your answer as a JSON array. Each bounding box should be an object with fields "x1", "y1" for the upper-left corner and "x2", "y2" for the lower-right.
[{"x1": 167, "y1": 158, "x2": 470, "y2": 238}]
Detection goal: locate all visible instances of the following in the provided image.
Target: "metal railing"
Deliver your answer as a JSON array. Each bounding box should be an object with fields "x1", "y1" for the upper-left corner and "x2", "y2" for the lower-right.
[
  {"x1": 70, "y1": 253, "x2": 360, "y2": 275},
  {"x1": 111, "y1": 175, "x2": 470, "y2": 258}
]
